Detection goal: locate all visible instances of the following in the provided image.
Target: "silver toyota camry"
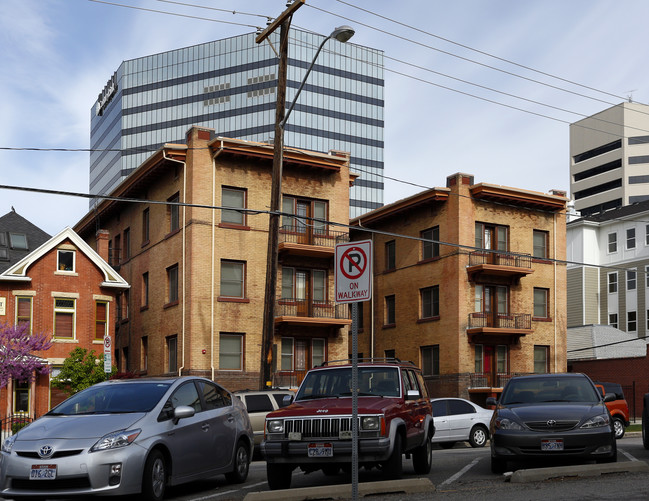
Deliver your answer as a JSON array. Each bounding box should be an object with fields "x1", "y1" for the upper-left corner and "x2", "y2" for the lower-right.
[{"x1": 0, "y1": 377, "x2": 253, "y2": 501}]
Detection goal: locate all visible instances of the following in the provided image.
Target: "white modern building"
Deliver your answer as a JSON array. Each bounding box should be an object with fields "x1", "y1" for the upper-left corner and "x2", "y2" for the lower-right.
[
  {"x1": 570, "y1": 102, "x2": 649, "y2": 216},
  {"x1": 90, "y1": 28, "x2": 385, "y2": 218},
  {"x1": 567, "y1": 200, "x2": 649, "y2": 340}
]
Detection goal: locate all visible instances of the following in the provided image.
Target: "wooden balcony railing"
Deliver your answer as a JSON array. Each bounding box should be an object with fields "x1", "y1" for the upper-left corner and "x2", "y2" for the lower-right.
[{"x1": 276, "y1": 299, "x2": 351, "y2": 320}]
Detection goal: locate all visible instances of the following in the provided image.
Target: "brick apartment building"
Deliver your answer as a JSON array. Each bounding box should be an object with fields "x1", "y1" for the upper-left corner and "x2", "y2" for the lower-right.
[
  {"x1": 349, "y1": 173, "x2": 568, "y2": 405},
  {"x1": 74, "y1": 126, "x2": 353, "y2": 391},
  {"x1": 0, "y1": 223, "x2": 128, "y2": 419}
]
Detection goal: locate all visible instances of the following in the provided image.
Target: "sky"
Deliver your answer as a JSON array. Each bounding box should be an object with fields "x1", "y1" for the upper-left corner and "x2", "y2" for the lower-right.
[{"x1": 2, "y1": 0, "x2": 649, "y2": 236}]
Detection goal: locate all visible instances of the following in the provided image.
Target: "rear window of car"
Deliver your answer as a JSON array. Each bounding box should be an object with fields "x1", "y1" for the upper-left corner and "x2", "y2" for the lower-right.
[{"x1": 245, "y1": 394, "x2": 274, "y2": 413}]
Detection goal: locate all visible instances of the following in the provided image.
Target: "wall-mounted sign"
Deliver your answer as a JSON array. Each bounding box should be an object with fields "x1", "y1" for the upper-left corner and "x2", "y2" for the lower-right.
[
  {"x1": 96, "y1": 71, "x2": 118, "y2": 116},
  {"x1": 0, "y1": 296, "x2": 5, "y2": 316}
]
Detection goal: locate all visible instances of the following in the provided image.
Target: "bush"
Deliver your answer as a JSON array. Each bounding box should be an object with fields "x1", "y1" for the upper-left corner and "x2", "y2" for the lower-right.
[{"x1": 12, "y1": 420, "x2": 29, "y2": 434}]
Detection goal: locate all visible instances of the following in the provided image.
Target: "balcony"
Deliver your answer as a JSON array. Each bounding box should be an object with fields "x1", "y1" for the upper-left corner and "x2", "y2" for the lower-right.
[
  {"x1": 275, "y1": 298, "x2": 352, "y2": 328},
  {"x1": 466, "y1": 251, "x2": 533, "y2": 283},
  {"x1": 469, "y1": 372, "x2": 515, "y2": 389},
  {"x1": 467, "y1": 312, "x2": 532, "y2": 341},
  {"x1": 278, "y1": 226, "x2": 349, "y2": 258}
]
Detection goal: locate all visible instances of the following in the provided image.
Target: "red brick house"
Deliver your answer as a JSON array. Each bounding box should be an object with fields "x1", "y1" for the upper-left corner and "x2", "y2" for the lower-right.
[{"x1": 0, "y1": 225, "x2": 129, "y2": 421}]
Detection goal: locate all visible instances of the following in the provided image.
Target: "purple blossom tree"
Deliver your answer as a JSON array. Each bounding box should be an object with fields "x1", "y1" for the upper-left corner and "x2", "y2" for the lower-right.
[{"x1": 0, "y1": 322, "x2": 52, "y2": 388}]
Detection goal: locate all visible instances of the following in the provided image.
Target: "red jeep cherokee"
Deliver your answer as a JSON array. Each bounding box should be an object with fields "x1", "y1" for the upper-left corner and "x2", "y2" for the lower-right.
[{"x1": 261, "y1": 359, "x2": 434, "y2": 490}]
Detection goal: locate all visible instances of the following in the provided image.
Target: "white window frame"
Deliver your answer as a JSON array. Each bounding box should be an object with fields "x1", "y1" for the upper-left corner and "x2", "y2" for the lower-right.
[
  {"x1": 53, "y1": 297, "x2": 76, "y2": 340},
  {"x1": 57, "y1": 249, "x2": 75, "y2": 272},
  {"x1": 608, "y1": 232, "x2": 617, "y2": 253}
]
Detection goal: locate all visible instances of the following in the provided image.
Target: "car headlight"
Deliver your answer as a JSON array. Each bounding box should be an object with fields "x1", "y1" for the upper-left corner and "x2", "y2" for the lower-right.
[
  {"x1": 2, "y1": 435, "x2": 17, "y2": 453},
  {"x1": 494, "y1": 417, "x2": 525, "y2": 431},
  {"x1": 361, "y1": 416, "x2": 380, "y2": 431},
  {"x1": 267, "y1": 420, "x2": 284, "y2": 433},
  {"x1": 90, "y1": 429, "x2": 141, "y2": 452},
  {"x1": 581, "y1": 414, "x2": 610, "y2": 429}
]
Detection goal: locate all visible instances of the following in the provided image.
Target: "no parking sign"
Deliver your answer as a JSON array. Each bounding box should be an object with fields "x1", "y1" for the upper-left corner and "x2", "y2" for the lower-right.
[{"x1": 335, "y1": 240, "x2": 372, "y2": 303}]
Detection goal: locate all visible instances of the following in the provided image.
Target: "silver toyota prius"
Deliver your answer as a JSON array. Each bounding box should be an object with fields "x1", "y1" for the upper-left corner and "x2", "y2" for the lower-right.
[{"x1": 0, "y1": 377, "x2": 253, "y2": 501}]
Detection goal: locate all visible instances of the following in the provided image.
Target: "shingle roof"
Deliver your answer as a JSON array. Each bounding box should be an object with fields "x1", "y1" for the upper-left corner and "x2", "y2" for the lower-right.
[
  {"x1": 0, "y1": 210, "x2": 51, "y2": 273},
  {"x1": 574, "y1": 199, "x2": 649, "y2": 223},
  {"x1": 567, "y1": 324, "x2": 647, "y2": 361}
]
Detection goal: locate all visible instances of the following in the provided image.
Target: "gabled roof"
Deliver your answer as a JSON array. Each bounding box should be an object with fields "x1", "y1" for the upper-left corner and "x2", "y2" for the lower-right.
[
  {"x1": 567, "y1": 324, "x2": 647, "y2": 361},
  {"x1": 0, "y1": 210, "x2": 51, "y2": 273},
  {"x1": 0, "y1": 227, "x2": 129, "y2": 289}
]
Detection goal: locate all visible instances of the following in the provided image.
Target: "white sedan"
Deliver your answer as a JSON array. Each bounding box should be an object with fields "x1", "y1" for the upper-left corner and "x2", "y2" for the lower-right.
[{"x1": 430, "y1": 397, "x2": 493, "y2": 448}]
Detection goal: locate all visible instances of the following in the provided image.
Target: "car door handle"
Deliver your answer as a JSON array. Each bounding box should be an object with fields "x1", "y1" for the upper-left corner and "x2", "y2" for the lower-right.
[
  {"x1": 227, "y1": 415, "x2": 235, "y2": 423},
  {"x1": 202, "y1": 423, "x2": 210, "y2": 431}
]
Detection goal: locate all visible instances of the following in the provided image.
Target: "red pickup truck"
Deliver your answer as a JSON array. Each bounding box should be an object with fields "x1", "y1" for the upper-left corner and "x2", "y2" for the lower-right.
[{"x1": 595, "y1": 382, "x2": 629, "y2": 439}]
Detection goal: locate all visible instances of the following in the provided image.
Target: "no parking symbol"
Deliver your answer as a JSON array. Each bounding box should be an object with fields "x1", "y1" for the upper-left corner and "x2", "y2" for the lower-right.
[{"x1": 335, "y1": 240, "x2": 372, "y2": 303}]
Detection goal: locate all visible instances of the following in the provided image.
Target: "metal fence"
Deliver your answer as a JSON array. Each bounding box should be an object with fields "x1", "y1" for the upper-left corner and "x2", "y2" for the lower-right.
[{"x1": 1, "y1": 414, "x2": 32, "y2": 442}]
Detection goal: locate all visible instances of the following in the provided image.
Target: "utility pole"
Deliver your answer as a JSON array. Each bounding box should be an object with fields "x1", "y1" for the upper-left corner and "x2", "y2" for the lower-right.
[{"x1": 257, "y1": 0, "x2": 305, "y2": 390}]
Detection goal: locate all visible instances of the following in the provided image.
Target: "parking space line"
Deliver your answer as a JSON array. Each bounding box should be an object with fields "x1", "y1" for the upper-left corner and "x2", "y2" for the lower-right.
[
  {"x1": 619, "y1": 448, "x2": 638, "y2": 462},
  {"x1": 192, "y1": 480, "x2": 268, "y2": 500},
  {"x1": 439, "y1": 457, "x2": 481, "y2": 486}
]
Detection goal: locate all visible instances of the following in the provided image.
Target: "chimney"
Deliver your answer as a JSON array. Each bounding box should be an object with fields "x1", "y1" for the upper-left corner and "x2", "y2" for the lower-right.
[{"x1": 96, "y1": 230, "x2": 109, "y2": 262}]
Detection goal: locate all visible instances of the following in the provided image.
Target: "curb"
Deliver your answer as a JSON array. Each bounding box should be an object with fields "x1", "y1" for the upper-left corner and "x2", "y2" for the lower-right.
[
  {"x1": 507, "y1": 460, "x2": 649, "y2": 483},
  {"x1": 242, "y1": 478, "x2": 435, "y2": 501}
]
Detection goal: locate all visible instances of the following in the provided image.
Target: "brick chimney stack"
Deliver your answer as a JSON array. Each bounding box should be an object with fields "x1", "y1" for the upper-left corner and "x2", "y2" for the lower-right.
[{"x1": 96, "y1": 229, "x2": 109, "y2": 262}]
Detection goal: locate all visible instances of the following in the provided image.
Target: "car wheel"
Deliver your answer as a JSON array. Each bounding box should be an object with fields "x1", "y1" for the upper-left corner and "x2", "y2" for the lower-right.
[
  {"x1": 382, "y1": 433, "x2": 403, "y2": 479},
  {"x1": 412, "y1": 436, "x2": 432, "y2": 474},
  {"x1": 439, "y1": 442, "x2": 455, "y2": 449},
  {"x1": 322, "y1": 465, "x2": 340, "y2": 476},
  {"x1": 266, "y1": 463, "x2": 293, "y2": 490},
  {"x1": 142, "y1": 449, "x2": 166, "y2": 501},
  {"x1": 225, "y1": 440, "x2": 250, "y2": 484},
  {"x1": 490, "y1": 455, "x2": 507, "y2": 474},
  {"x1": 612, "y1": 417, "x2": 625, "y2": 439},
  {"x1": 469, "y1": 425, "x2": 488, "y2": 448}
]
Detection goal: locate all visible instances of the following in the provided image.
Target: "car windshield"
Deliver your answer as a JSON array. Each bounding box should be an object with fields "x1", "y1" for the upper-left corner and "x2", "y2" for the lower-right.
[
  {"x1": 47, "y1": 382, "x2": 172, "y2": 415},
  {"x1": 296, "y1": 367, "x2": 400, "y2": 399},
  {"x1": 500, "y1": 376, "x2": 600, "y2": 405}
]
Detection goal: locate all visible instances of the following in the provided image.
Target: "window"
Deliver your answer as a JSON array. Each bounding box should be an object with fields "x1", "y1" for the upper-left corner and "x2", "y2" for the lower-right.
[
  {"x1": 533, "y1": 230, "x2": 548, "y2": 259},
  {"x1": 54, "y1": 298, "x2": 75, "y2": 339},
  {"x1": 385, "y1": 349, "x2": 396, "y2": 360},
  {"x1": 13, "y1": 380, "x2": 29, "y2": 414},
  {"x1": 608, "y1": 232, "x2": 617, "y2": 253},
  {"x1": 646, "y1": 224, "x2": 649, "y2": 245},
  {"x1": 421, "y1": 227, "x2": 439, "y2": 260},
  {"x1": 220, "y1": 260, "x2": 244, "y2": 298},
  {"x1": 421, "y1": 345, "x2": 439, "y2": 376},
  {"x1": 533, "y1": 288, "x2": 549, "y2": 318},
  {"x1": 16, "y1": 296, "x2": 32, "y2": 331},
  {"x1": 123, "y1": 228, "x2": 130, "y2": 260},
  {"x1": 533, "y1": 346, "x2": 549, "y2": 373},
  {"x1": 167, "y1": 264, "x2": 179, "y2": 304},
  {"x1": 608, "y1": 272, "x2": 618, "y2": 293},
  {"x1": 475, "y1": 223, "x2": 508, "y2": 251},
  {"x1": 312, "y1": 339, "x2": 325, "y2": 367},
  {"x1": 420, "y1": 286, "x2": 439, "y2": 319},
  {"x1": 628, "y1": 311, "x2": 637, "y2": 332},
  {"x1": 385, "y1": 240, "x2": 395, "y2": 270},
  {"x1": 282, "y1": 196, "x2": 328, "y2": 234},
  {"x1": 118, "y1": 291, "x2": 128, "y2": 320},
  {"x1": 168, "y1": 193, "x2": 180, "y2": 232},
  {"x1": 281, "y1": 338, "x2": 294, "y2": 370},
  {"x1": 57, "y1": 250, "x2": 74, "y2": 271},
  {"x1": 627, "y1": 228, "x2": 636, "y2": 249},
  {"x1": 0, "y1": 232, "x2": 7, "y2": 261},
  {"x1": 9, "y1": 233, "x2": 27, "y2": 250},
  {"x1": 385, "y1": 295, "x2": 395, "y2": 325},
  {"x1": 113, "y1": 234, "x2": 121, "y2": 265},
  {"x1": 474, "y1": 345, "x2": 483, "y2": 373},
  {"x1": 646, "y1": 266, "x2": 649, "y2": 289},
  {"x1": 141, "y1": 336, "x2": 148, "y2": 371},
  {"x1": 167, "y1": 336, "x2": 178, "y2": 373},
  {"x1": 221, "y1": 187, "x2": 246, "y2": 225},
  {"x1": 609, "y1": 313, "x2": 618, "y2": 328},
  {"x1": 95, "y1": 301, "x2": 108, "y2": 340},
  {"x1": 141, "y1": 272, "x2": 149, "y2": 308},
  {"x1": 142, "y1": 208, "x2": 150, "y2": 244},
  {"x1": 197, "y1": 380, "x2": 231, "y2": 409},
  {"x1": 220, "y1": 333, "x2": 243, "y2": 370},
  {"x1": 627, "y1": 269, "x2": 637, "y2": 291}
]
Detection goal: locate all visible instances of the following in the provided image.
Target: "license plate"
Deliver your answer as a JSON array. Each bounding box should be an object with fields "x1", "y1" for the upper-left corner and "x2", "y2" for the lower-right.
[
  {"x1": 308, "y1": 443, "x2": 333, "y2": 457},
  {"x1": 30, "y1": 464, "x2": 57, "y2": 480},
  {"x1": 541, "y1": 439, "x2": 564, "y2": 451}
]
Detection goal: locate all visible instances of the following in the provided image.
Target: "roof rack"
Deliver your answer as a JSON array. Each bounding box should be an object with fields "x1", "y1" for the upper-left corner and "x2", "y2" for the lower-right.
[{"x1": 318, "y1": 357, "x2": 417, "y2": 367}]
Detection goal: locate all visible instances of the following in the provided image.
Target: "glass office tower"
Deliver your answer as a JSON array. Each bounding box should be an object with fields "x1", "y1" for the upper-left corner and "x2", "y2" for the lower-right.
[{"x1": 90, "y1": 29, "x2": 384, "y2": 218}]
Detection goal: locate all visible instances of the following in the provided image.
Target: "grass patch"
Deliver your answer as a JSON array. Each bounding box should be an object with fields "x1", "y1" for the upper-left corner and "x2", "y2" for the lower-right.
[{"x1": 627, "y1": 423, "x2": 641, "y2": 432}]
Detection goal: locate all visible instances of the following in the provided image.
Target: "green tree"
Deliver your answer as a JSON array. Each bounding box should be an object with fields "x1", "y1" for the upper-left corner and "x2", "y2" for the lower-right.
[{"x1": 51, "y1": 348, "x2": 117, "y2": 396}]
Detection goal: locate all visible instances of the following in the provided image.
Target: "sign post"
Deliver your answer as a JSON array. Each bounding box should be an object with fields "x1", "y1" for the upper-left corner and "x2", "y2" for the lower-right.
[{"x1": 335, "y1": 240, "x2": 372, "y2": 501}]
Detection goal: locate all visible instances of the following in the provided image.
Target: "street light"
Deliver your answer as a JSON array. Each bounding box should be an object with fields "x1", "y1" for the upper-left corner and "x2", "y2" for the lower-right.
[
  {"x1": 260, "y1": 25, "x2": 355, "y2": 390},
  {"x1": 281, "y1": 26, "x2": 355, "y2": 128}
]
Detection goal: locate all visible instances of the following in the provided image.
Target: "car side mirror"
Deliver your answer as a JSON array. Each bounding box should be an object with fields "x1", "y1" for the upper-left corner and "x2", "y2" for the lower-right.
[
  {"x1": 603, "y1": 393, "x2": 616, "y2": 403},
  {"x1": 486, "y1": 397, "x2": 498, "y2": 406},
  {"x1": 406, "y1": 389, "x2": 420, "y2": 400},
  {"x1": 173, "y1": 405, "x2": 195, "y2": 424},
  {"x1": 283, "y1": 394, "x2": 294, "y2": 405}
]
